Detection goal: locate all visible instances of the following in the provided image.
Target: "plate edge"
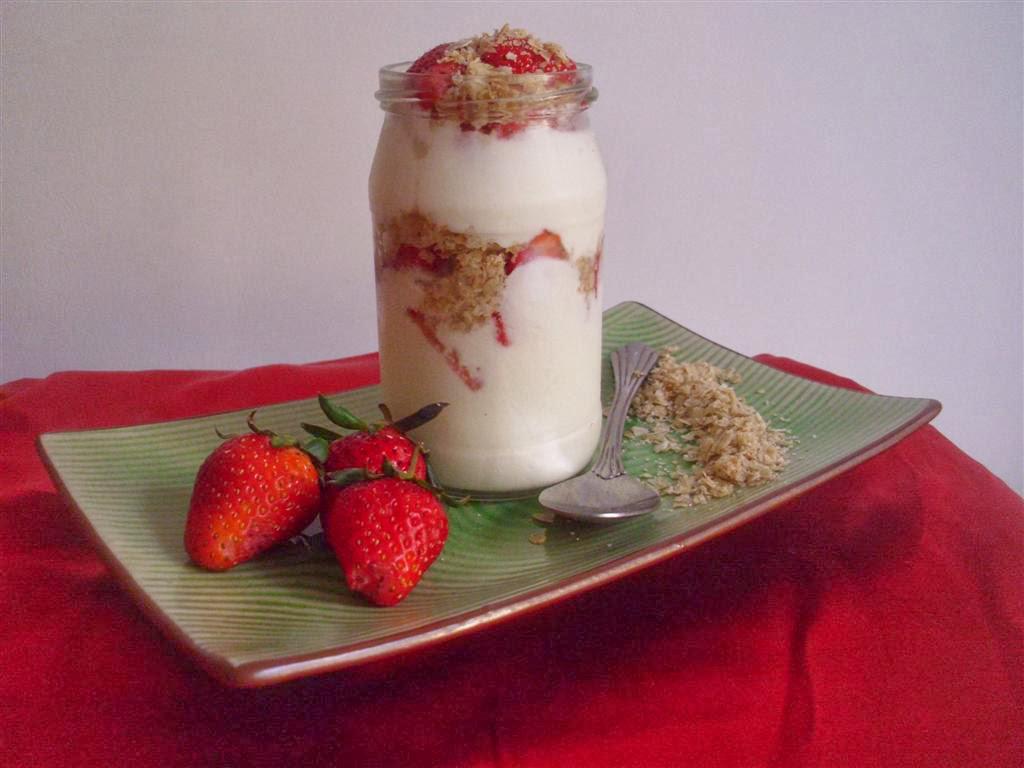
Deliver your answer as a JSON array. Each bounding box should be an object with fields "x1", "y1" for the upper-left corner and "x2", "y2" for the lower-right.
[{"x1": 35, "y1": 435, "x2": 245, "y2": 688}]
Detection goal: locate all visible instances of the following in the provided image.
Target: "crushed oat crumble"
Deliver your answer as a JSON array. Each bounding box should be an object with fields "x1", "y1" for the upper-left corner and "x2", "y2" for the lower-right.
[
  {"x1": 575, "y1": 251, "x2": 600, "y2": 300},
  {"x1": 441, "y1": 25, "x2": 573, "y2": 72},
  {"x1": 378, "y1": 211, "x2": 598, "y2": 333},
  {"x1": 421, "y1": 251, "x2": 507, "y2": 333},
  {"x1": 378, "y1": 212, "x2": 514, "y2": 332},
  {"x1": 627, "y1": 349, "x2": 791, "y2": 507}
]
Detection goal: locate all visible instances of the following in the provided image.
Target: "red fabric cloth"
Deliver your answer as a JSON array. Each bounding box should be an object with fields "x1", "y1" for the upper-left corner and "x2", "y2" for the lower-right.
[{"x1": 1, "y1": 354, "x2": 1020, "y2": 767}]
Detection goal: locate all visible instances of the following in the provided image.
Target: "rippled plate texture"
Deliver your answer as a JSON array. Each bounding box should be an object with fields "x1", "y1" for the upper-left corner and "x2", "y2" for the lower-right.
[{"x1": 38, "y1": 302, "x2": 940, "y2": 686}]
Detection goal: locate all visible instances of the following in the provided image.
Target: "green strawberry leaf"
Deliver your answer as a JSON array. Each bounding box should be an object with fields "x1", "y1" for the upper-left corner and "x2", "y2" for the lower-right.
[
  {"x1": 326, "y1": 468, "x2": 372, "y2": 488},
  {"x1": 444, "y1": 492, "x2": 472, "y2": 507},
  {"x1": 318, "y1": 394, "x2": 370, "y2": 432},
  {"x1": 268, "y1": 434, "x2": 300, "y2": 449},
  {"x1": 301, "y1": 422, "x2": 343, "y2": 442},
  {"x1": 302, "y1": 436, "x2": 330, "y2": 464}
]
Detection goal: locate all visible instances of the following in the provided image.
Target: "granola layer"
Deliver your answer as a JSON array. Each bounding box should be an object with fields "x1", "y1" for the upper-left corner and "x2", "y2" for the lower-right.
[{"x1": 377, "y1": 211, "x2": 600, "y2": 336}]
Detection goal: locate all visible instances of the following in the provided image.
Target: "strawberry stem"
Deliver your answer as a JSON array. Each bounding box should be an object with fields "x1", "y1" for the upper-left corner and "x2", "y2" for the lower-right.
[
  {"x1": 383, "y1": 452, "x2": 469, "y2": 504},
  {"x1": 326, "y1": 468, "x2": 370, "y2": 487},
  {"x1": 245, "y1": 411, "x2": 309, "y2": 454},
  {"x1": 246, "y1": 411, "x2": 300, "y2": 448},
  {"x1": 325, "y1": 450, "x2": 467, "y2": 504},
  {"x1": 269, "y1": 435, "x2": 299, "y2": 449},
  {"x1": 383, "y1": 447, "x2": 423, "y2": 481},
  {"x1": 246, "y1": 411, "x2": 268, "y2": 435}
]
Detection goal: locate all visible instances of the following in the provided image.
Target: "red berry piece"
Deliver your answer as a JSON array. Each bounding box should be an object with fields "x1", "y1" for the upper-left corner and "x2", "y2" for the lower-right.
[
  {"x1": 479, "y1": 121, "x2": 526, "y2": 139},
  {"x1": 185, "y1": 432, "x2": 321, "y2": 571},
  {"x1": 405, "y1": 309, "x2": 485, "y2": 391},
  {"x1": 310, "y1": 395, "x2": 449, "y2": 476},
  {"x1": 505, "y1": 230, "x2": 569, "y2": 275},
  {"x1": 480, "y1": 39, "x2": 577, "y2": 74},
  {"x1": 407, "y1": 42, "x2": 462, "y2": 108},
  {"x1": 323, "y1": 477, "x2": 449, "y2": 606},
  {"x1": 389, "y1": 244, "x2": 452, "y2": 276},
  {"x1": 492, "y1": 311, "x2": 511, "y2": 347},
  {"x1": 325, "y1": 425, "x2": 427, "y2": 481}
]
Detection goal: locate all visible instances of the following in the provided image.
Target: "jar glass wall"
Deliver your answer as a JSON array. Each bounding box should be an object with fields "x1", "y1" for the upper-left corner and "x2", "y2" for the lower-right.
[{"x1": 369, "y1": 63, "x2": 606, "y2": 495}]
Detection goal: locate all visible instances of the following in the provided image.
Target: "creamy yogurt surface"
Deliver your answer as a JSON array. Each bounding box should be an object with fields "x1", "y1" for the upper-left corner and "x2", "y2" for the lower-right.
[{"x1": 371, "y1": 117, "x2": 606, "y2": 257}]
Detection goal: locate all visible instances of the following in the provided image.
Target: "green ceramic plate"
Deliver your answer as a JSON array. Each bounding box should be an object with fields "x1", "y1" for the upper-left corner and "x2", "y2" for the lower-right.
[{"x1": 38, "y1": 302, "x2": 940, "y2": 687}]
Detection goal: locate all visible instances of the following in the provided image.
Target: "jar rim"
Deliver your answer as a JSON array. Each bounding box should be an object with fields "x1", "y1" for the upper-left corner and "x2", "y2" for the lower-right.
[{"x1": 375, "y1": 61, "x2": 595, "y2": 111}]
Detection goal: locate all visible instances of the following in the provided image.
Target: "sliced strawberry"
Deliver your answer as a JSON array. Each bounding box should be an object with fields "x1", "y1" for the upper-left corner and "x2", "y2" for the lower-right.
[
  {"x1": 408, "y1": 42, "x2": 462, "y2": 107},
  {"x1": 492, "y1": 311, "x2": 510, "y2": 346},
  {"x1": 407, "y1": 308, "x2": 484, "y2": 391},
  {"x1": 408, "y1": 42, "x2": 450, "y2": 73},
  {"x1": 390, "y1": 244, "x2": 452, "y2": 275},
  {"x1": 480, "y1": 39, "x2": 577, "y2": 74},
  {"x1": 479, "y1": 121, "x2": 526, "y2": 139},
  {"x1": 505, "y1": 230, "x2": 569, "y2": 275}
]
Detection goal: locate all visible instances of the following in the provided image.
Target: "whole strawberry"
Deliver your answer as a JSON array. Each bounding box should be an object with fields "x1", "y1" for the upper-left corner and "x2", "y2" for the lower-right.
[
  {"x1": 306, "y1": 396, "x2": 447, "y2": 481},
  {"x1": 323, "y1": 477, "x2": 448, "y2": 606},
  {"x1": 325, "y1": 425, "x2": 425, "y2": 479},
  {"x1": 185, "y1": 415, "x2": 321, "y2": 571}
]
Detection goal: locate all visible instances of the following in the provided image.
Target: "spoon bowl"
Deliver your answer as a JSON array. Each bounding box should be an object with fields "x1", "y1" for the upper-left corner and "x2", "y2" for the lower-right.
[{"x1": 539, "y1": 343, "x2": 662, "y2": 523}]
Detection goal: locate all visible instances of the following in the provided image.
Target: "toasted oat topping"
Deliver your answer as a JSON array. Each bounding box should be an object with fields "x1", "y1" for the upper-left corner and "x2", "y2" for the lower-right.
[
  {"x1": 380, "y1": 212, "x2": 515, "y2": 332},
  {"x1": 410, "y1": 25, "x2": 581, "y2": 127},
  {"x1": 629, "y1": 350, "x2": 790, "y2": 507},
  {"x1": 421, "y1": 250, "x2": 508, "y2": 332},
  {"x1": 441, "y1": 25, "x2": 574, "y2": 73}
]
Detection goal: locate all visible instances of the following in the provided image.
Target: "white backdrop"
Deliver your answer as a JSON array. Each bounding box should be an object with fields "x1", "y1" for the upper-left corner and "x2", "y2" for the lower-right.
[{"x1": 3, "y1": 2, "x2": 1021, "y2": 493}]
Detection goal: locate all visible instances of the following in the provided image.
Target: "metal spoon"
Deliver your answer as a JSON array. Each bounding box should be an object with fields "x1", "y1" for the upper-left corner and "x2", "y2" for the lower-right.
[{"x1": 539, "y1": 342, "x2": 662, "y2": 522}]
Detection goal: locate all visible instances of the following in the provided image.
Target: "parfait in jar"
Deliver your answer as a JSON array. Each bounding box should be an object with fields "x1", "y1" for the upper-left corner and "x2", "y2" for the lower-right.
[{"x1": 370, "y1": 25, "x2": 606, "y2": 494}]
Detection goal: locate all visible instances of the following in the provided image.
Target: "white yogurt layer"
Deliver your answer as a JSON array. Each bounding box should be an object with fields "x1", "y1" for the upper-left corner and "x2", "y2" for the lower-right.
[
  {"x1": 370, "y1": 115, "x2": 606, "y2": 257},
  {"x1": 370, "y1": 116, "x2": 607, "y2": 493}
]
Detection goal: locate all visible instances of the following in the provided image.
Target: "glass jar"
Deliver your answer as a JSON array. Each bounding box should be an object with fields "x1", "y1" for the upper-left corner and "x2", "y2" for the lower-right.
[{"x1": 369, "y1": 62, "x2": 606, "y2": 495}]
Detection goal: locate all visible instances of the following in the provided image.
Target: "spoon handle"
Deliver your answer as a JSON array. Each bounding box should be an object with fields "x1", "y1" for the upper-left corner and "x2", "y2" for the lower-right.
[{"x1": 592, "y1": 343, "x2": 660, "y2": 480}]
